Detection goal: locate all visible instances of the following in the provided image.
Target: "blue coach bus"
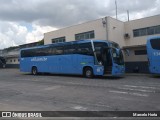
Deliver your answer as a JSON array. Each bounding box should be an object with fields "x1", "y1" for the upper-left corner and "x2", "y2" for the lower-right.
[
  {"x1": 20, "y1": 40, "x2": 125, "y2": 78},
  {"x1": 147, "y1": 36, "x2": 160, "y2": 74}
]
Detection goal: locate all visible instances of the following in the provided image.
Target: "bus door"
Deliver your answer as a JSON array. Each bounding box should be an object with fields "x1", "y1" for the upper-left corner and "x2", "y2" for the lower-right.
[
  {"x1": 101, "y1": 47, "x2": 113, "y2": 74},
  {"x1": 111, "y1": 48, "x2": 123, "y2": 75}
]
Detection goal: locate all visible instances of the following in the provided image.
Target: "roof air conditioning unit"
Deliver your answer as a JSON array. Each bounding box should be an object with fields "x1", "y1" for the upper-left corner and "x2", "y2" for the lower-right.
[{"x1": 124, "y1": 33, "x2": 130, "y2": 39}]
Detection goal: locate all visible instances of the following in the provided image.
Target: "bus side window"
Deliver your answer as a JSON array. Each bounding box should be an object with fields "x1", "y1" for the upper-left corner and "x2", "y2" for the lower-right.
[
  {"x1": 78, "y1": 43, "x2": 93, "y2": 56},
  {"x1": 36, "y1": 48, "x2": 44, "y2": 56},
  {"x1": 50, "y1": 47, "x2": 56, "y2": 55},
  {"x1": 55, "y1": 46, "x2": 64, "y2": 55},
  {"x1": 150, "y1": 38, "x2": 160, "y2": 50},
  {"x1": 43, "y1": 47, "x2": 50, "y2": 56},
  {"x1": 21, "y1": 49, "x2": 35, "y2": 57},
  {"x1": 64, "y1": 45, "x2": 78, "y2": 54},
  {"x1": 21, "y1": 50, "x2": 25, "y2": 57}
]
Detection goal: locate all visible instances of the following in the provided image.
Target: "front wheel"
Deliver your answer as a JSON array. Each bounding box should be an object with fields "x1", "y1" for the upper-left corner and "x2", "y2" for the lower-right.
[
  {"x1": 32, "y1": 67, "x2": 38, "y2": 75},
  {"x1": 84, "y1": 67, "x2": 94, "y2": 78}
]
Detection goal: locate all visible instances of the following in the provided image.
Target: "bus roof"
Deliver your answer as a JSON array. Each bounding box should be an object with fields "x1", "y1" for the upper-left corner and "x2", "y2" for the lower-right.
[
  {"x1": 147, "y1": 36, "x2": 160, "y2": 41},
  {"x1": 20, "y1": 39, "x2": 111, "y2": 51}
]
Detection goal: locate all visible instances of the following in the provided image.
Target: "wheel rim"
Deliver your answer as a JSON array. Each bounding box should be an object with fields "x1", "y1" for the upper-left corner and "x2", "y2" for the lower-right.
[
  {"x1": 33, "y1": 68, "x2": 37, "y2": 75},
  {"x1": 86, "y1": 70, "x2": 92, "y2": 77}
]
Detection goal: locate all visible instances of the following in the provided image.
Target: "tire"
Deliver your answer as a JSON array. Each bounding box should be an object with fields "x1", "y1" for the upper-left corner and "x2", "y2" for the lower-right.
[
  {"x1": 3, "y1": 64, "x2": 5, "y2": 68},
  {"x1": 32, "y1": 67, "x2": 38, "y2": 75},
  {"x1": 84, "y1": 67, "x2": 94, "y2": 78}
]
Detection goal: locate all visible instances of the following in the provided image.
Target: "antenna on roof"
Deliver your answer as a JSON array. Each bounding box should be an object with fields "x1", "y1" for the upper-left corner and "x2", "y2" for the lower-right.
[
  {"x1": 127, "y1": 10, "x2": 130, "y2": 21},
  {"x1": 115, "y1": 0, "x2": 118, "y2": 19}
]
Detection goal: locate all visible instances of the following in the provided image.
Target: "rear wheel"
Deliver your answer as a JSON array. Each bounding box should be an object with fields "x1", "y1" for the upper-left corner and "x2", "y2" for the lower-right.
[
  {"x1": 3, "y1": 64, "x2": 5, "y2": 68},
  {"x1": 84, "y1": 67, "x2": 94, "y2": 78},
  {"x1": 32, "y1": 67, "x2": 38, "y2": 75}
]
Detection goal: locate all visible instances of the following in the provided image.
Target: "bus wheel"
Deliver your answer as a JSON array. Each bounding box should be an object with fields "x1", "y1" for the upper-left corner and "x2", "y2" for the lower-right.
[
  {"x1": 84, "y1": 67, "x2": 93, "y2": 78},
  {"x1": 32, "y1": 67, "x2": 38, "y2": 75}
]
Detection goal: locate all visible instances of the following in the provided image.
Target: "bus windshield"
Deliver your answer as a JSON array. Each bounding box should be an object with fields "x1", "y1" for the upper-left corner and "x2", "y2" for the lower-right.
[
  {"x1": 150, "y1": 38, "x2": 160, "y2": 50},
  {"x1": 112, "y1": 48, "x2": 124, "y2": 65},
  {"x1": 110, "y1": 42, "x2": 124, "y2": 65}
]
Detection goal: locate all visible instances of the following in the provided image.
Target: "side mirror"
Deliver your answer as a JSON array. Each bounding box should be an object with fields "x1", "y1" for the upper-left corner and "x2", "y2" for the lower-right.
[
  {"x1": 124, "y1": 49, "x2": 130, "y2": 56},
  {"x1": 122, "y1": 49, "x2": 130, "y2": 56}
]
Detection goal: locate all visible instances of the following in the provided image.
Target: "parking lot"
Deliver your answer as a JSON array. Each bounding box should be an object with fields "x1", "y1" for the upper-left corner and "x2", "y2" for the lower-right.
[
  {"x1": 1, "y1": 70, "x2": 160, "y2": 118},
  {"x1": 0, "y1": 68, "x2": 160, "y2": 113}
]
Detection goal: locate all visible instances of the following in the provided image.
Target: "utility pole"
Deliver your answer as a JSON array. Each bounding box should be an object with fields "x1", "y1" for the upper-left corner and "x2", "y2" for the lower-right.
[
  {"x1": 127, "y1": 10, "x2": 130, "y2": 21},
  {"x1": 115, "y1": 0, "x2": 118, "y2": 19}
]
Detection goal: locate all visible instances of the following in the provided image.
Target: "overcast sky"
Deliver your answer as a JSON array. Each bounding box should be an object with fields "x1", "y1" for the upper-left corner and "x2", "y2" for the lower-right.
[{"x1": 0, "y1": 0, "x2": 160, "y2": 49}]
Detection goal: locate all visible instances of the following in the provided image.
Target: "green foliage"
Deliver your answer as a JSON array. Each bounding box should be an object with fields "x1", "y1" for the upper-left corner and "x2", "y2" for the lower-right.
[{"x1": 38, "y1": 39, "x2": 44, "y2": 45}]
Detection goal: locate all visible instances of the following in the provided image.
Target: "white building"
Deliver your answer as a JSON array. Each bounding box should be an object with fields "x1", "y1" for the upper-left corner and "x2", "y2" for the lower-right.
[
  {"x1": 1, "y1": 42, "x2": 41, "y2": 68},
  {"x1": 44, "y1": 15, "x2": 160, "y2": 73}
]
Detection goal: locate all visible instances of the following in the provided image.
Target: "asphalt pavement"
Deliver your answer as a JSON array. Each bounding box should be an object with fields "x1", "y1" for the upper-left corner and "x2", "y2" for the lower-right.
[{"x1": 0, "y1": 69, "x2": 160, "y2": 119}]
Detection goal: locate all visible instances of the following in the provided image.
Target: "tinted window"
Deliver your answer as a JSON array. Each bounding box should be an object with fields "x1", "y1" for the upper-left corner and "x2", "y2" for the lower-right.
[
  {"x1": 55, "y1": 46, "x2": 64, "y2": 55},
  {"x1": 21, "y1": 47, "x2": 51, "y2": 57},
  {"x1": 93, "y1": 42, "x2": 108, "y2": 62},
  {"x1": 94, "y1": 42, "x2": 108, "y2": 54},
  {"x1": 35, "y1": 48, "x2": 49, "y2": 56},
  {"x1": 150, "y1": 38, "x2": 160, "y2": 50},
  {"x1": 64, "y1": 44, "x2": 78, "y2": 54},
  {"x1": 21, "y1": 49, "x2": 33, "y2": 57},
  {"x1": 48, "y1": 47, "x2": 56, "y2": 55},
  {"x1": 77, "y1": 43, "x2": 93, "y2": 56}
]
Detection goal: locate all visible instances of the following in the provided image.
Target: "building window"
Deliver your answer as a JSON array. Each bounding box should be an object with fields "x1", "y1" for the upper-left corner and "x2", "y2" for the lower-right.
[
  {"x1": 147, "y1": 27, "x2": 155, "y2": 35},
  {"x1": 10, "y1": 60, "x2": 12, "y2": 62},
  {"x1": 75, "y1": 31, "x2": 95, "y2": 40},
  {"x1": 52, "y1": 37, "x2": 65, "y2": 43},
  {"x1": 133, "y1": 25, "x2": 160, "y2": 37},
  {"x1": 155, "y1": 26, "x2": 160, "y2": 34},
  {"x1": 134, "y1": 50, "x2": 147, "y2": 55}
]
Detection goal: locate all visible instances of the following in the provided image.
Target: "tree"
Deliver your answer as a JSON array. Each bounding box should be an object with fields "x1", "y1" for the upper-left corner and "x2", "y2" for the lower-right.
[{"x1": 38, "y1": 39, "x2": 44, "y2": 45}]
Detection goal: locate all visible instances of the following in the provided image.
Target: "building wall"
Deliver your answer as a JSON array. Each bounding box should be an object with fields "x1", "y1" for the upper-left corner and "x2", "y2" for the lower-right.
[
  {"x1": 123, "y1": 15, "x2": 160, "y2": 73},
  {"x1": 6, "y1": 57, "x2": 19, "y2": 64},
  {"x1": 124, "y1": 46, "x2": 149, "y2": 73},
  {"x1": 107, "y1": 17, "x2": 125, "y2": 47},
  {"x1": 124, "y1": 15, "x2": 160, "y2": 47},
  {"x1": 5, "y1": 57, "x2": 19, "y2": 68},
  {"x1": 125, "y1": 46, "x2": 147, "y2": 62},
  {"x1": 44, "y1": 19, "x2": 107, "y2": 44}
]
